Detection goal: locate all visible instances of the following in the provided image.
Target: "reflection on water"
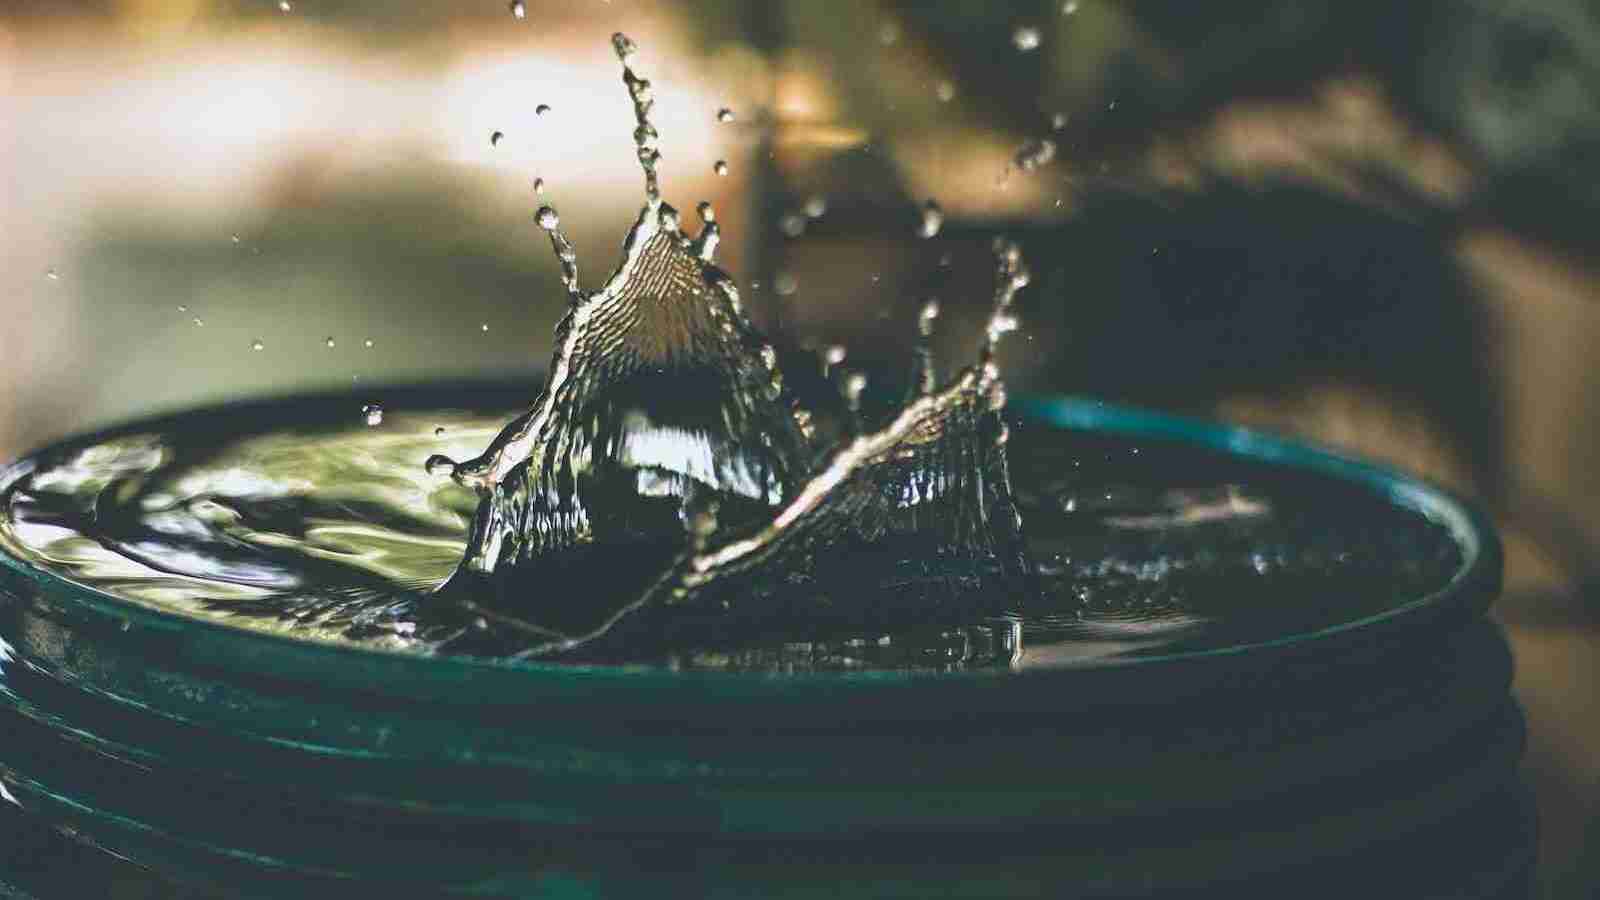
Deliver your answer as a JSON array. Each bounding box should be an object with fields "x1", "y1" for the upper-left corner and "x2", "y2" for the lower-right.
[{"x1": 0, "y1": 397, "x2": 1464, "y2": 672}]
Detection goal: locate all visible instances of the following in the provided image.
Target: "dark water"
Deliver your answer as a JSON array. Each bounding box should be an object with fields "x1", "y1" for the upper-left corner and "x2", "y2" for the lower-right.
[{"x1": 0, "y1": 392, "x2": 1464, "y2": 672}]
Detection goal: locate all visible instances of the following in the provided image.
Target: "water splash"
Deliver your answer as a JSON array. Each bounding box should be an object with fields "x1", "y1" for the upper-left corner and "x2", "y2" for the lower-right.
[{"x1": 425, "y1": 35, "x2": 1036, "y2": 656}]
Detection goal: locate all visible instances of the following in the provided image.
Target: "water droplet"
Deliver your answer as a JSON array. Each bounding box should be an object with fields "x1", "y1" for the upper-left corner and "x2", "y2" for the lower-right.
[
  {"x1": 362, "y1": 404, "x2": 384, "y2": 427},
  {"x1": 918, "y1": 200, "x2": 944, "y2": 238},
  {"x1": 44, "y1": 268, "x2": 59, "y2": 281},
  {"x1": 192, "y1": 317, "x2": 205, "y2": 327},
  {"x1": 713, "y1": 160, "x2": 729, "y2": 177},
  {"x1": 324, "y1": 336, "x2": 336, "y2": 348},
  {"x1": 716, "y1": 107, "x2": 734, "y2": 123},
  {"x1": 480, "y1": 322, "x2": 490, "y2": 333},
  {"x1": 935, "y1": 81, "x2": 956, "y2": 103},
  {"x1": 536, "y1": 206, "x2": 560, "y2": 230},
  {"x1": 1012, "y1": 26, "x2": 1041, "y2": 52},
  {"x1": 434, "y1": 426, "x2": 446, "y2": 437},
  {"x1": 877, "y1": 22, "x2": 900, "y2": 46},
  {"x1": 509, "y1": 0, "x2": 525, "y2": 18},
  {"x1": 536, "y1": 104, "x2": 551, "y2": 117},
  {"x1": 250, "y1": 339, "x2": 265, "y2": 352},
  {"x1": 775, "y1": 271, "x2": 799, "y2": 296},
  {"x1": 1014, "y1": 137, "x2": 1057, "y2": 171},
  {"x1": 696, "y1": 200, "x2": 716, "y2": 222},
  {"x1": 490, "y1": 130, "x2": 504, "y2": 147},
  {"x1": 277, "y1": 0, "x2": 291, "y2": 12},
  {"x1": 230, "y1": 234, "x2": 241, "y2": 244},
  {"x1": 823, "y1": 344, "x2": 847, "y2": 367},
  {"x1": 1062, "y1": 0, "x2": 1080, "y2": 14},
  {"x1": 802, "y1": 195, "x2": 827, "y2": 218},
  {"x1": 177, "y1": 305, "x2": 188, "y2": 312},
  {"x1": 364, "y1": 338, "x2": 374, "y2": 349},
  {"x1": 779, "y1": 213, "x2": 806, "y2": 238},
  {"x1": 1050, "y1": 112, "x2": 1068, "y2": 130},
  {"x1": 533, "y1": 177, "x2": 546, "y2": 195}
]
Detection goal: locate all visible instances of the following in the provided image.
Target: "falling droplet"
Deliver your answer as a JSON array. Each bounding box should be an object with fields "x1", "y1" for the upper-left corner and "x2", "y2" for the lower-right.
[
  {"x1": 533, "y1": 177, "x2": 546, "y2": 195},
  {"x1": 192, "y1": 317, "x2": 205, "y2": 327},
  {"x1": 490, "y1": 130, "x2": 504, "y2": 147},
  {"x1": 362, "y1": 404, "x2": 384, "y2": 427},
  {"x1": 1012, "y1": 26, "x2": 1041, "y2": 52},
  {"x1": 716, "y1": 107, "x2": 734, "y2": 123},
  {"x1": 775, "y1": 271, "x2": 799, "y2": 296},
  {"x1": 509, "y1": 0, "x2": 525, "y2": 19},
  {"x1": 918, "y1": 200, "x2": 945, "y2": 238},
  {"x1": 802, "y1": 195, "x2": 827, "y2": 218},
  {"x1": 480, "y1": 322, "x2": 490, "y2": 332},
  {"x1": 536, "y1": 205, "x2": 560, "y2": 230},
  {"x1": 434, "y1": 426, "x2": 446, "y2": 437},
  {"x1": 935, "y1": 81, "x2": 956, "y2": 103},
  {"x1": 251, "y1": 339, "x2": 265, "y2": 352},
  {"x1": 230, "y1": 234, "x2": 241, "y2": 244},
  {"x1": 277, "y1": 0, "x2": 291, "y2": 12},
  {"x1": 877, "y1": 22, "x2": 900, "y2": 46},
  {"x1": 713, "y1": 160, "x2": 729, "y2": 177},
  {"x1": 44, "y1": 268, "x2": 59, "y2": 281},
  {"x1": 177, "y1": 305, "x2": 188, "y2": 312},
  {"x1": 1050, "y1": 112, "x2": 1068, "y2": 130},
  {"x1": 1062, "y1": 0, "x2": 1080, "y2": 14},
  {"x1": 536, "y1": 104, "x2": 551, "y2": 117},
  {"x1": 1014, "y1": 137, "x2": 1058, "y2": 171},
  {"x1": 364, "y1": 338, "x2": 374, "y2": 349},
  {"x1": 696, "y1": 200, "x2": 716, "y2": 222},
  {"x1": 780, "y1": 213, "x2": 806, "y2": 238},
  {"x1": 324, "y1": 336, "x2": 336, "y2": 348}
]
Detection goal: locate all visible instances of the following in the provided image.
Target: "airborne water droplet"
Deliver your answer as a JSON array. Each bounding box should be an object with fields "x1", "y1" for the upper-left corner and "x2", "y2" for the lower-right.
[
  {"x1": 277, "y1": 0, "x2": 291, "y2": 12},
  {"x1": 780, "y1": 213, "x2": 806, "y2": 238},
  {"x1": 533, "y1": 177, "x2": 545, "y2": 194},
  {"x1": 1050, "y1": 112, "x2": 1068, "y2": 130},
  {"x1": 364, "y1": 338, "x2": 374, "y2": 349},
  {"x1": 713, "y1": 160, "x2": 729, "y2": 177},
  {"x1": 434, "y1": 426, "x2": 446, "y2": 437},
  {"x1": 490, "y1": 130, "x2": 504, "y2": 147},
  {"x1": 716, "y1": 107, "x2": 734, "y2": 123},
  {"x1": 1012, "y1": 26, "x2": 1041, "y2": 51},
  {"x1": 535, "y1": 206, "x2": 560, "y2": 230},
  {"x1": 192, "y1": 317, "x2": 205, "y2": 327},
  {"x1": 775, "y1": 271, "x2": 799, "y2": 296},
  {"x1": 935, "y1": 81, "x2": 956, "y2": 103},
  {"x1": 480, "y1": 322, "x2": 490, "y2": 333},
  {"x1": 877, "y1": 22, "x2": 900, "y2": 46},
  {"x1": 1063, "y1": 0, "x2": 1080, "y2": 14},
  {"x1": 324, "y1": 336, "x2": 336, "y2": 348},
  {"x1": 918, "y1": 200, "x2": 945, "y2": 238},
  {"x1": 536, "y1": 104, "x2": 551, "y2": 117},
  {"x1": 362, "y1": 404, "x2": 384, "y2": 427},
  {"x1": 250, "y1": 339, "x2": 265, "y2": 352},
  {"x1": 231, "y1": 234, "x2": 241, "y2": 244},
  {"x1": 44, "y1": 268, "x2": 59, "y2": 281},
  {"x1": 802, "y1": 195, "x2": 827, "y2": 219},
  {"x1": 509, "y1": 0, "x2": 525, "y2": 18}
]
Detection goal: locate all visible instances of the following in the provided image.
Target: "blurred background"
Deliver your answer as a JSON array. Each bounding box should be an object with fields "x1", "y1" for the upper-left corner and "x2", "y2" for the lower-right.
[{"x1": 2, "y1": 0, "x2": 1597, "y2": 894}]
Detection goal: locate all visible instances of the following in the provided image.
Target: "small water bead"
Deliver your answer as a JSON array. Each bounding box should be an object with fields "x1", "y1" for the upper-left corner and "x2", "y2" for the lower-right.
[
  {"x1": 177, "y1": 305, "x2": 188, "y2": 312},
  {"x1": 843, "y1": 372, "x2": 868, "y2": 410},
  {"x1": 192, "y1": 317, "x2": 205, "y2": 327},
  {"x1": 877, "y1": 22, "x2": 900, "y2": 46},
  {"x1": 1050, "y1": 112, "x2": 1068, "y2": 130},
  {"x1": 44, "y1": 268, "x2": 59, "y2": 281},
  {"x1": 535, "y1": 206, "x2": 560, "y2": 230},
  {"x1": 611, "y1": 32, "x2": 638, "y2": 63},
  {"x1": 480, "y1": 323, "x2": 490, "y2": 333},
  {"x1": 1012, "y1": 26, "x2": 1041, "y2": 52},
  {"x1": 277, "y1": 0, "x2": 291, "y2": 12},
  {"x1": 716, "y1": 107, "x2": 734, "y2": 123},
  {"x1": 713, "y1": 160, "x2": 729, "y2": 176},
  {"x1": 822, "y1": 344, "x2": 847, "y2": 377},
  {"x1": 509, "y1": 0, "x2": 525, "y2": 18},
  {"x1": 918, "y1": 200, "x2": 945, "y2": 238},
  {"x1": 774, "y1": 271, "x2": 799, "y2": 296},
  {"x1": 802, "y1": 195, "x2": 827, "y2": 218},
  {"x1": 362, "y1": 404, "x2": 384, "y2": 427},
  {"x1": 536, "y1": 104, "x2": 551, "y2": 117},
  {"x1": 1014, "y1": 137, "x2": 1058, "y2": 171},
  {"x1": 434, "y1": 426, "x2": 446, "y2": 437},
  {"x1": 324, "y1": 336, "x2": 336, "y2": 348},
  {"x1": 251, "y1": 339, "x2": 265, "y2": 352},
  {"x1": 490, "y1": 130, "x2": 504, "y2": 147},
  {"x1": 364, "y1": 338, "x2": 374, "y2": 349},
  {"x1": 1062, "y1": 0, "x2": 1080, "y2": 13},
  {"x1": 919, "y1": 299, "x2": 941, "y2": 333},
  {"x1": 780, "y1": 213, "x2": 806, "y2": 238},
  {"x1": 533, "y1": 177, "x2": 545, "y2": 195},
  {"x1": 988, "y1": 313, "x2": 1020, "y2": 342},
  {"x1": 696, "y1": 200, "x2": 716, "y2": 222},
  {"x1": 231, "y1": 234, "x2": 241, "y2": 244},
  {"x1": 935, "y1": 81, "x2": 956, "y2": 103}
]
